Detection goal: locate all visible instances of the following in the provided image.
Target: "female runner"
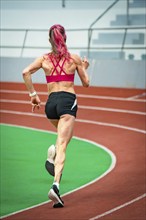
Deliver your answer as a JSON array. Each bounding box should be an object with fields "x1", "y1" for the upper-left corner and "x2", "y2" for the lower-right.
[{"x1": 22, "y1": 24, "x2": 89, "y2": 208}]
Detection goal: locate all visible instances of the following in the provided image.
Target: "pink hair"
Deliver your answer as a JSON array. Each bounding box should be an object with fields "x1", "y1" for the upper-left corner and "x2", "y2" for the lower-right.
[{"x1": 49, "y1": 24, "x2": 70, "y2": 60}]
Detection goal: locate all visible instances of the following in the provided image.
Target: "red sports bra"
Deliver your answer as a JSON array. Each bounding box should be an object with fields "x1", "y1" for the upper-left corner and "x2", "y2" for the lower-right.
[{"x1": 46, "y1": 56, "x2": 75, "y2": 83}]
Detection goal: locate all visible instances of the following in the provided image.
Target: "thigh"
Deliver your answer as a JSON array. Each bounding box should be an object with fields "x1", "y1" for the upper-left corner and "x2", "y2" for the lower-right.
[{"x1": 49, "y1": 119, "x2": 59, "y2": 128}]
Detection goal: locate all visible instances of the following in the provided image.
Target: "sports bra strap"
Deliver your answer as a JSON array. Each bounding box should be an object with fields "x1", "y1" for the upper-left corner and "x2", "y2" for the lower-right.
[
  {"x1": 60, "y1": 58, "x2": 66, "y2": 75},
  {"x1": 50, "y1": 57, "x2": 67, "y2": 76}
]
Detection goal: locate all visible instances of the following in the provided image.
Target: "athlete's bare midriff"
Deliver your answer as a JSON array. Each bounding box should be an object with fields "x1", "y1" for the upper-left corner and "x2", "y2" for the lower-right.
[{"x1": 47, "y1": 81, "x2": 75, "y2": 95}]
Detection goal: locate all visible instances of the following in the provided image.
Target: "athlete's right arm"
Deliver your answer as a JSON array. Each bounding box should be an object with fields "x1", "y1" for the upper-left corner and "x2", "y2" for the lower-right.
[
  {"x1": 22, "y1": 57, "x2": 43, "y2": 112},
  {"x1": 22, "y1": 57, "x2": 43, "y2": 93},
  {"x1": 73, "y1": 54, "x2": 90, "y2": 87}
]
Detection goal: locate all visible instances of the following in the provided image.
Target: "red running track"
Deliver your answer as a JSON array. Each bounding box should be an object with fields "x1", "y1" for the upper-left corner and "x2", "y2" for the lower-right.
[{"x1": 0, "y1": 82, "x2": 146, "y2": 220}]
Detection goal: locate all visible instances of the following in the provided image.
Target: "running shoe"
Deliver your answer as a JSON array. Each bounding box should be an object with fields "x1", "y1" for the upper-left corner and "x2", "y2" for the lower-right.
[
  {"x1": 53, "y1": 202, "x2": 64, "y2": 208},
  {"x1": 45, "y1": 145, "x2": 56, "y2": 176},
  {"x1": 45, "y1": 160, "x2": 54, "y2": 176},
  {"x1": 48, "y1": 185, "x2": 64, "y2": 208}
]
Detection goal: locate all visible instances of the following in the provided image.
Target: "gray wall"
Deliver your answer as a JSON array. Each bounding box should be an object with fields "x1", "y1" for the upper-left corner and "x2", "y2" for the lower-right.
[{"x1": 0, "y1": 57, "x2": 145, "y2": 89}]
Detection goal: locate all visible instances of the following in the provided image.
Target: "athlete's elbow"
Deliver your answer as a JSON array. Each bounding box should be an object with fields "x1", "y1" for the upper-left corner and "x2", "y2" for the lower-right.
[
  {"x1": 83, "y1": 79, "x2": 90, "y2": 87},
  {"x1": 22, "y1": 68, "x2": 30, "y2": 78}
]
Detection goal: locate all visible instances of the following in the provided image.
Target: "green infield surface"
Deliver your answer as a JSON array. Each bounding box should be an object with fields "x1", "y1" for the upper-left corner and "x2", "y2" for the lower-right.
[{"x1": 0, "y1": 124, "x2": 113, "y2": 217}]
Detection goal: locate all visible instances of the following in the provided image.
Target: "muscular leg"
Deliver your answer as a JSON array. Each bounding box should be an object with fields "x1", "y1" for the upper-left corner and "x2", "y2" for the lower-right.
[
  {"x1": 54, "y1": 114, "x2": 75, "y2": 183},
  {"x1": 48, "y1": 115, "x2": 75, "y2": 207},
  {"x1": 49, "y1": 119, "x2": 59, "y2": 128}
]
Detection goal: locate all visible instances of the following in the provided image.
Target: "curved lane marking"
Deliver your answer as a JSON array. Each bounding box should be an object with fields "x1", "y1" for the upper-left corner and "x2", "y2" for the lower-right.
[
  {"x1": 0, "y1": 110, "x2": 146, "y2": 134},
  {"x1": 89, "y1": 193, "x2": 146, "y2": 220},
  {"x1": 1, "y1": 94, "x2": 145, "y2": 218},
  {"x1": 0, "y1": 89, "x2": 146, "y2": 102},
  {"x1": 0, "y1": 123, "x2": 116, "y2": 219},
  {"x1": 1, "y1": 88, "x2": 145, "y2": 219},
  {"x1": 1, "y1": 99, "x2": 145, "y2": 115}
]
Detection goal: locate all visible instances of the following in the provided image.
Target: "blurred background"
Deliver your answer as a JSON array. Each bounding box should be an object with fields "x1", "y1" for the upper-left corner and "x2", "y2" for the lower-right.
[{"x1": 0, "y1": 0, "x2": 146, "y2": 88}]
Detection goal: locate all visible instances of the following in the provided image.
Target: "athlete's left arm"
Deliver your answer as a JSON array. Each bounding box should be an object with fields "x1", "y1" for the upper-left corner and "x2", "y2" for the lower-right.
[{"x1": 73, "y1": 55, "x2": 90, "y2": 87}]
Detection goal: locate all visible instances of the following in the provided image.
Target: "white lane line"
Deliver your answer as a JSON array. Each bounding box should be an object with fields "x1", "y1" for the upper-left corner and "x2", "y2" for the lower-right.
[
  {"x1": 0, "y1": 90, "x2": 29, "y2": 94},
  {"x1": 127, "y1": 92, "x2": 146, "y2": 100},
  {"x1": 77, "y1": 119, "x2": 146, "y2": 134},
  {"x1": 89, "y1": 193, "x2": 146, "y2": 220},
  {"x1": 1, "y1": 99, "x2": 30, "y2": 104},
  {"x1": 79, "y1": 105, "x2": 146, "y2": 115},
  {"x1": 0, "y1": 89, "x2": 145, "y2": 102},
  {"x1": 78, "y1": 94, "x2": 146, "y2": 102},
  {"x1": 0, "y1": 123, "x2": 117, "y2": 219},
  {"x1": 0, "y1": 110, "x2": 146, "y2": 134},
  {"x1": 0, "y1": 99, "x2": 145, "y2": 115}
]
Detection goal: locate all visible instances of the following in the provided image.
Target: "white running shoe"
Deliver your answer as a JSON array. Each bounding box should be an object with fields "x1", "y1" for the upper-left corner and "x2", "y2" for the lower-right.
[
  {"x1": 48, "y1": 184, "x2": 64, "y2": 208},
  {"x1": 45, "y1": 145, "x2": 56, "y2": 176}
]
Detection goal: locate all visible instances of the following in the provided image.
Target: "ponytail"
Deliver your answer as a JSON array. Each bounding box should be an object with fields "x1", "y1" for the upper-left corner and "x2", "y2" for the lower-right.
[{"x1": 49, "y1": 24, "x2": 70, "y2": 60}]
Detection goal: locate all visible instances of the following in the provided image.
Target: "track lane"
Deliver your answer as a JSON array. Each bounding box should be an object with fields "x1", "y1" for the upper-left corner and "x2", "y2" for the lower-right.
[
  {"x1": 0, "y1": 102, "x2": 145, "y2": 130},
  {"x1": 1, "y1": 122, "x2": 145, "y2": 220},
  {"x1": 1, "y1": 90, "x2": 146, "y2": 111},
  {"x1": 0, "y1": 82, "x2": 146, "y2": 220}
]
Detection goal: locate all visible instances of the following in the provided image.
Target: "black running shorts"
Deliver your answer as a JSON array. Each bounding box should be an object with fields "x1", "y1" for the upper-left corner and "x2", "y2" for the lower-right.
[{"x1": 45, "y1": 91, "x2": 78, "y2": 119}]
